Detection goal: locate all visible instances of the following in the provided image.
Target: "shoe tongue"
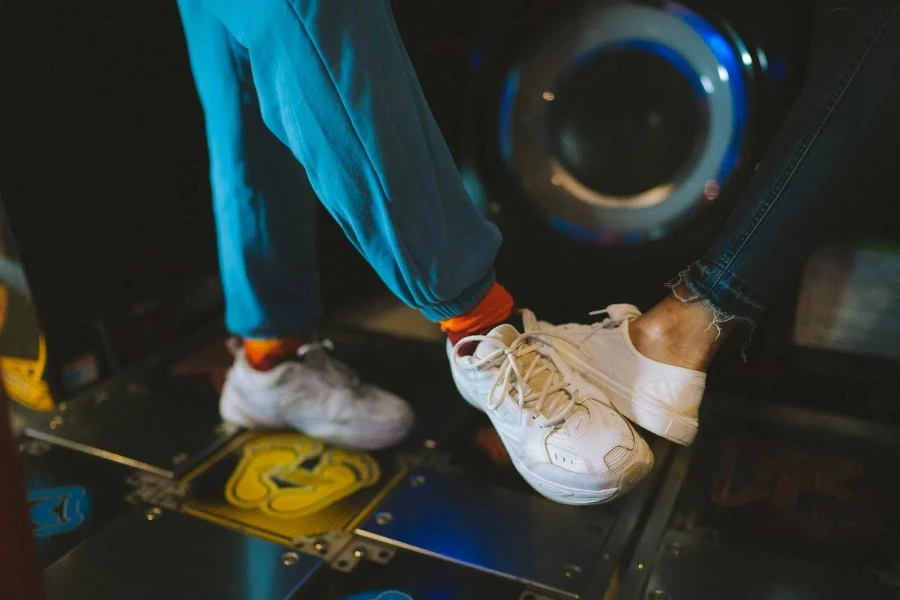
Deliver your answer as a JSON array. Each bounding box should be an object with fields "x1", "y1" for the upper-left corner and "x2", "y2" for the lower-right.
[{"x1": 473, "y1": 323, "x2": 520, "y2": 360}]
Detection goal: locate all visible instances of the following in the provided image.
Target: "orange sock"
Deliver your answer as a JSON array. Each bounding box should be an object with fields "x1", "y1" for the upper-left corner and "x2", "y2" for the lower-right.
[
  {"x1": 243, "y1": 335, "x2": 310, "y2": 371},
  {"x1": 441, "y1": 283, "x2": 517, "y2": 347}
]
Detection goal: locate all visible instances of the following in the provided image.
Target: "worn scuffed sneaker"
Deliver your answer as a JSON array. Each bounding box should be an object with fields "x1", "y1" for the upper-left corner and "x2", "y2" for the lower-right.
[
  {"x1": 542, "y1": 305, "x2": 706, "y2": 446},
  {"x1": 220, "y1": 339, "x2": 415, "y2": 451},
  {"x1": 448, "y1": 310, "x2": 654, "y2": 505}
]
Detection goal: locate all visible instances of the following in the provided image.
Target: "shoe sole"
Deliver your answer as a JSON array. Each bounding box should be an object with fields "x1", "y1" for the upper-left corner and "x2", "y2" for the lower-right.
[
  {"x1": 448, "y1": 350, "x2": 654, "y2": 505},
  {"x1": 563, "y1": 354, "x2": 698, "y2": 446},
  {"x1": 220, "y1": 383, "x2": 412, "y2": 452}
]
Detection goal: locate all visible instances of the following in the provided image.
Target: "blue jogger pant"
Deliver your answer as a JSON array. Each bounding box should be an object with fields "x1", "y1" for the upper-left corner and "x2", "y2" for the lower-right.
[{"x1": 176, "y1": 0, "x2": 502, "y2": 338}]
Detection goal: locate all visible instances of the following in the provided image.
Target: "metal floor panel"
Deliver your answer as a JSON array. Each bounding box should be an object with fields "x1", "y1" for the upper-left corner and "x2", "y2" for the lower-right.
[
  {"x1": 42, "y1": 508, "x2": 323, "y2": 600},
  {"x1": 19, "y1": 436, "x2": 133, "y2": 567},
  {"x1": 620, "y1": 421, "x2": 900, "y2": 600},
  {"x1": 356, "y1": 470, "x2": 624, "y2": 599},
  {"x1": 293, "y1": 543, "x2": 551, "y2": 600},
  {"x1": 181, "y1": 431, "x2": 408, "y2": 545},
  {"x1": 639, "y1": 529, "x2": 900, "y2": 600},
  {"x1": 22, "y1": 377, "x2": 234, "y2": 477}
]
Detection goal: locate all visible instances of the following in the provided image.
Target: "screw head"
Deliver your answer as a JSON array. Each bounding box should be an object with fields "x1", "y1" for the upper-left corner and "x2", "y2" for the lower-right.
[
  {"x1": 410, "y1": 475, "x2": 426, "y2": 488},
  {"x1": 353, "y1": 547, "x2": 367, "y2": 559},
  {"x1": 49, "y1": 416, "x2": 63, "y2": 430},
  {"x1": 637, "y1": 563, "x2": 645, "y2": 570},
  {"x1": 564, "y1": 564, "x2": 582, "y2": 579},
  {"x1": 648, "y1": 590, "x2": 668, "y2": 600},
  {"x1": 313, "y1": 540, "x2": 328, "y2": 554},
  {"x1": 58, "y1": 402, "x2": 67, "y2": 412},
  {"x1": 145, "y1": 507, "x2": 162, "y2": 521},
  {"x1": 375, "y1": 512, "x2": 393, "y2": 526},
  {"x1": 668, "y1": 542, "x2": 683, "y2": 556},
  {"x1": 281, "y1": 552, "x2": 299, "y2": 566},
  {"x1": 424, "y1": 439, "x2": 437, "y2": 450}
]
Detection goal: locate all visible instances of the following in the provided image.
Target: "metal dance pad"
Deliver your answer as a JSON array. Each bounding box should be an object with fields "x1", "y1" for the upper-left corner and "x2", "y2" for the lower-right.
[
  {"x1": 635, "y1": 529, "x2": 900, "y2": 600},
  {"x1": 294, "y1": 544, "x2": 543, "y2": 600},
  {"x1": 181, "y1": 431, "x2": 407, "y2": 546},
  {"x1": 21, "y1": 377, "x2": 233, "y2": 477},
  {"x1": 42, "y1": 508, "x2": 323, "y2": 600},
  {"x1": 619, "y1": 427, "x2": 900, "y2": 600},
  {"x1": 19, "y1": 437, "x2": 133, "y2": 567},
  {"x1": 355, "y1": 471, "x2": 616, "y2": 598}
]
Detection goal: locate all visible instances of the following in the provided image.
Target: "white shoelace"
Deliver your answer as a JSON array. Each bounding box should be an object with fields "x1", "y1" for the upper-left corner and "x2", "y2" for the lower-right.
[
  {"x1": 451, "y1": 331, "x2": 578, "y2": 427},
  {"x1": 587, "y1": 304, "x2": 642, "y2": 328}
]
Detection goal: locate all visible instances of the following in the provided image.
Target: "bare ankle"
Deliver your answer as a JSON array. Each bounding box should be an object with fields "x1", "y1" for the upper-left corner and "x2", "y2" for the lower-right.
[{"x1": 630, "y1": 286, "x2": 733, "y2": 372}]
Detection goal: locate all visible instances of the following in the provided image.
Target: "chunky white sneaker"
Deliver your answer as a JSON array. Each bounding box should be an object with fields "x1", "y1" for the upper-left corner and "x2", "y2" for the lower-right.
[
  {"x1": 448, "y1": 310, "x2": 654, "y2": 505},
  {"x1": 220, "y1": 339, "x2": 415, "y2": 451},
  {"x1": 541, "y1": 305, "x2": 706, "y2": 446}
]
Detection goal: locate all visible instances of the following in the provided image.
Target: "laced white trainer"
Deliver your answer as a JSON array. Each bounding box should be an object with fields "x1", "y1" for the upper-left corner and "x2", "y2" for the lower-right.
[
  {"x1": 448, "y1": 310, "x2": 654, "y2": 505},
  {"x1": 220, "y1": 339, "x2": 415, "y2": 451},
  {"x1": 542, "y1": 305, "x2": 707, "y2": 446}
]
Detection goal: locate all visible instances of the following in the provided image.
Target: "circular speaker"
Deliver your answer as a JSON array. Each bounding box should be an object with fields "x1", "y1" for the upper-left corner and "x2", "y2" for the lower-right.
[
  {"x1": 500, "y1": 2, "x2": 750, "y2": 244},
  {"x1": 461, "y1": 0, "x2": 803, "y2": 249}
]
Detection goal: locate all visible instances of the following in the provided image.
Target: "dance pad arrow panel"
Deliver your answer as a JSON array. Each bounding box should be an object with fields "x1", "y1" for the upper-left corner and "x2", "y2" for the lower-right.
[{"x1": 182, "y1": 432, "x2": 407, "y2": 545}]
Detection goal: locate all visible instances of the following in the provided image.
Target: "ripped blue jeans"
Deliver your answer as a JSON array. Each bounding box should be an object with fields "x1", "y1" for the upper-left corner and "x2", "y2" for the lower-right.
[{"x1": 676, "y1": 0, "x2": 900, "y2": 335}]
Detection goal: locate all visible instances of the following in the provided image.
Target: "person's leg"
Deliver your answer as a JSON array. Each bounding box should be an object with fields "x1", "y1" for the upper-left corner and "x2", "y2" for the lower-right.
[
  {"x1": 631, "y1": 0, "x2": 900, "y2": 370},
  {"x1": 195, "y1": 0, "x2": 503, "y2": 327},
  {"x1": 194, "y1": 0, "x2": 653, "y2": 503},
  {"x1": 178, "y1": 0, "x2": 415, "y2": 450},
  {"x1": 548, "y1": 0, "x2": 900, "y2": 445},
  {"x1": 177, "y1": 0, "x2": 321, "y2": 344}
]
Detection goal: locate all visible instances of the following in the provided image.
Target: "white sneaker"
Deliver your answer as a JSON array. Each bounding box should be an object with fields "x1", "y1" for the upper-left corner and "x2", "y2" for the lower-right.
[
  {"x1": 448, "y1": 310, "x2": 654, "y2": 505},
  {"x1": 541, "y1": 305, "x2": 706, "y2": 446},
  {"x1": 220, "y1": 339, "x2": 415, "y2": 451}
]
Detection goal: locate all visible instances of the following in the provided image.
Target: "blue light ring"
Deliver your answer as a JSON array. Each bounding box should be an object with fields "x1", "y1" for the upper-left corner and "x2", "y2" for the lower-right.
[{"x1": 496, "y1": 2, "x2": 753, "y2": 243}]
